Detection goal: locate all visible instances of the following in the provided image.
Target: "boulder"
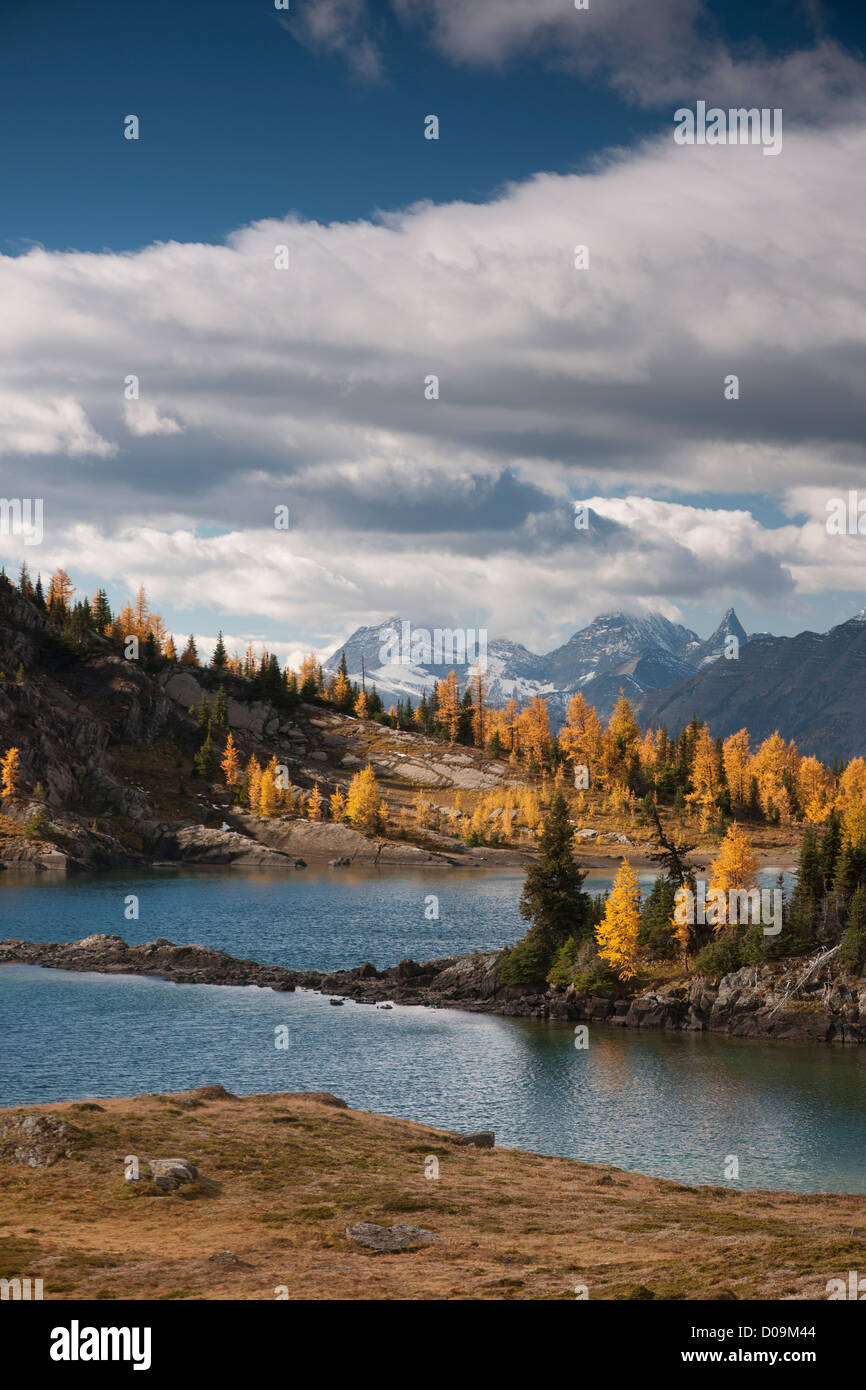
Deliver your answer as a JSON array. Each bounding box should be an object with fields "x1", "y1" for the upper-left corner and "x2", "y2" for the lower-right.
[
  {"x1": 346, "y1": 1223, "x2": 443, "y2": 1253},
  {"x1": 457, "y1": 1131, "x2": 495, "y2": 1148},
  {"x1": 148, "y1": 1157, "x2": 198, "y2": 1190},
  {"x1": 0, "y1": 1113, "x2": 75, "y2": 1167}
]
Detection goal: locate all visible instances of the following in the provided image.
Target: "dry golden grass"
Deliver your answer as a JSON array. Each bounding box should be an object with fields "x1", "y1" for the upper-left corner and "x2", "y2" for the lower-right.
[{"x1": 1, "y1": 1088, "x2": 863, "y2": 1301}]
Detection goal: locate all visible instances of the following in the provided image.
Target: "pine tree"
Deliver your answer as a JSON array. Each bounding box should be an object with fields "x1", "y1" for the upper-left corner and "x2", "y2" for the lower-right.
[
  {"x1": 18, "y1": 563, "x2": 33, "y2": 599},
  {"x1": 212, "y1": 631, "x2": 228, "y2": 670},
  {"x1": 181, "y1": 634, "x2": 200, "y2": 667},
  {"x1": 214, "y1": 686, "x2": 228, "y2": 727},
  {"x1": 596, "y1": 859, "x2": 641, "y2": 979},
  {"x1": 307, "y1": 784, "x2": 323, "y2": 821},
  {"x1": 164, "y1": 634, "x2": 178, "y2": 662},
  {"x1": 517, "y1": 791, "x2": 589, "y2": 959},
  {"x1": 193, "y1": 731, "x2": 216, "y2": 779},
  {"x1": 330, "y1": 787, "x2": 347, "y2": 822}
]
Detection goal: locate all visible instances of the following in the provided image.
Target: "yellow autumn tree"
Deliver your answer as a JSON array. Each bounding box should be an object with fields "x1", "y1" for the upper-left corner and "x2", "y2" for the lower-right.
[
  {"x1": 345, "y1": 764, "x2": 385, "y2": 834},
  {"x1": 245, "y1": 755, "x2": 262, "y2": 812},
  {"x1": 436, "y1": 671, "x2": 461, "y2": 744},
  {"x1": 596, "y1": 859, "x2": 641, "y2": 979},
  {"x1": 354, "y1": 689, "x2": 368, "y2": 719},
  {"x1": 837, "y1": 758, "x2": 866, "y2": 847},
  {"x1": 709, "y1": 824, "x2": 760, "y2": 895},
  {"x1": 221, "y1": 732, "x2": 240, "y2": 787},
  {"x1": 330, "y1": 787, "x2": 347, "y2": 822},
  {"x1": 689, "y1": 725, "x2": 719, "y2": 829},
  {"x1": 307, "y1": 784, "x2": 323, "y2": 821},
  {"x1": 722, "y1": 729, "x2": 752, "y2": 809},
  {"x1": 517, "y1": 696, "x2": 551, "y2": 769},
  {"x1": 603, "y1": 690, "x2": 641, "y2": 787},
  {"x1": 1, "y1": 747, "x2": 20, "y2": 798},
  {"x1": 559, "y1": 691, "x2": 604, "y2": 787},
  {"x1": 797, "y1": 755, "x2": 834, "y2": 825},
  {"x1": 413, "y1": 792, "x2": 434, "y2": 829},
  {"x1": 752, "y1": 732, "x2": 793, "y2": 822},
  {"x1": 259, "y1": 766, "x2": 277, "y2": 817}
]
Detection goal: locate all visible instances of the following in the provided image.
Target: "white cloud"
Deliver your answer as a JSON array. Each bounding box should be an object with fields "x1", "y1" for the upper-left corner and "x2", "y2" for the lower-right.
[
  {"x1": 1, "y1": 99, "x2": 865, "y2": 644},
  {"x1": 0, "y1": 393, "x2": 115, "y2": 458},
  {"x1": 123, "y1": 401, "x2": 183, "y2": 437}
]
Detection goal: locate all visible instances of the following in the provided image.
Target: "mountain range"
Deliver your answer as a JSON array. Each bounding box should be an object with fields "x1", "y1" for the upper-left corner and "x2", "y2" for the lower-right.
[
  {"x1": 324, "y1": 608, "x2": 866, "y2": 760},
  {"x1": 324, "y1": 608, "x2": 750, "y2": 725}
]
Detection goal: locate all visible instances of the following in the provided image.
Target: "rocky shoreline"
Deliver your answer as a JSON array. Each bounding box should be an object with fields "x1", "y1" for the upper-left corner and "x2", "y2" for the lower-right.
[{"x1": 2, "y1": 933, "x2": 865, "y2": 1044}]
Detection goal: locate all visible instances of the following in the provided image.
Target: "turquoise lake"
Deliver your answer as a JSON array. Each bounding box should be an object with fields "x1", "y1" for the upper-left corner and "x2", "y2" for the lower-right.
[{"x1": 3, "y1": 864, "x2": 863, "y2": 1195}]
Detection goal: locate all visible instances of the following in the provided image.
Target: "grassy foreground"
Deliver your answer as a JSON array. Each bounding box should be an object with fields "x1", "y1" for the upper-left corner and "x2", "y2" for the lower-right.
[{"x1": 1, "y1": 1087, "x2": 864, "y2": 1301}]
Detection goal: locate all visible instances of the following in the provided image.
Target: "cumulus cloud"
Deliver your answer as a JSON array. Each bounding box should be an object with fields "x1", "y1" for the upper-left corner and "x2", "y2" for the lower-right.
[{"x1": 1, "y1": 91, "x2": 865, "y2": 644}]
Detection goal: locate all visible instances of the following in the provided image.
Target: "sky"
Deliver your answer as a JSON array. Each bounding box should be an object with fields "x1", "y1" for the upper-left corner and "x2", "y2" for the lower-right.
[{"x1": 0, "y1": 0, "x2": 865, "y2": 666}]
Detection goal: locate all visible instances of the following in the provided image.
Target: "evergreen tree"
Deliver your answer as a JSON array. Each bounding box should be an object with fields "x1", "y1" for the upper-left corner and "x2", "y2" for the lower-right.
[
  {"x1": 193, "y1": 730, "x2": 217, "y2": 778},
  {"x1": 497, "y1": 792, "x2": 590, "y2": 985},
  {"x1": 212, "y1": 631, "x2": 228, "y2": 670},
  {"x1": 214, "y1": 685, "x2": 228, "y2": 727},
  {"x1": 457, "y1": 688, "x2": 474, "y2": 744}
]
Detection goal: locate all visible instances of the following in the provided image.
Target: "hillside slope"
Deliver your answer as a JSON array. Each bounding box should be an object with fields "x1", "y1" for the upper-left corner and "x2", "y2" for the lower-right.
[
  {"x1": 636, "y1": 619, "x2": 866, "y2": 761},
  {"x1": 1, "y1": 1086, "x2": 863, "y2": 1300}
]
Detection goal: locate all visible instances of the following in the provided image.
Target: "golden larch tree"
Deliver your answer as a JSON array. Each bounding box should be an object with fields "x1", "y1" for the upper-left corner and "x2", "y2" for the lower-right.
[
  {"x1": 436, "y1": 671, "x2": 461, "y2": 744},
  {"x1": 709, "y1": 824, "x2": 760, "y2": 896},
  {"x1": 259, "y1": 766, "x2": 277, "y2": 817},
  {"x1": 722, "y1": 729, "x2": 751, "y2": 809},
  {"x1": 1, "y1": 747, "x2": 20, "y2": 798},
  {"x1": 596, "y1": 859, "x2": 641, "y2": 979},
  {"x1": 221, "y1": 732, "x2": 239, "y2": 787},
  {"x1": 245, "y1": 755, "x2": 262, "y2": 812},
  {"x1": 345, "y1": 764, "x2": 385, "y2": 834}
]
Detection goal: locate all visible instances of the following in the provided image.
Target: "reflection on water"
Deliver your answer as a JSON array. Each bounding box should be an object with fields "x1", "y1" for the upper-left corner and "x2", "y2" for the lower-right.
[{"x1": 1, "y1": 958, "x2": 863, "y2": 1194}]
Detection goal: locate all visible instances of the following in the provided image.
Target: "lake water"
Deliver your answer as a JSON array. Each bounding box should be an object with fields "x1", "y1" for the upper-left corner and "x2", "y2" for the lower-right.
[{"x1": 4, "y1": 863, "x2": 860, "y2": 1196}]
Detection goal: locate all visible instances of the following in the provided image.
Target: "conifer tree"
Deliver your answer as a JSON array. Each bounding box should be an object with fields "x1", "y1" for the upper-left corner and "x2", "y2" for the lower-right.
[
  {"x1": 345, "y1": 764, "x2": 385, "y2": 833},
  {"x1": 307, "y1": 784, "x2": 323, "y2": 821},
  {"x1": 211, "y1": 631, "x2": 227, "y2": 670},
  {"x1": 596, "y1": 859, "x2": 641, "y2": 979},
  {"x1": 193, "y1": 731, "x2": 217, "y2": 778},
  {"x1": 1, "y1": 747, "x2": 20, "y2": 798},
  {"x1": 181, "y1": 634, "x2": 200, "y2": 667},
  {"x1": 221, "y1": 732, "x2": 240, "y2": 787},
  {"x1": 259, "y1": 766, "x2": 277, "y2": 816},
  {"x1": 214, "y1": 686, "x2": 228, "y2": 727},
  {"x1": 246, "y1": 755, "x2": 262, "y2": 812},
  {"x1": 709, "y1": 823, "x2": 759, "y2": 896}
]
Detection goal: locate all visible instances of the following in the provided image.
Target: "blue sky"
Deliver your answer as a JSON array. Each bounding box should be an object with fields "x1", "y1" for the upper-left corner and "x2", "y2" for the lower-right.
[{"x1": 1, "y1": 0, "x2": 865, "y2": 663}]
